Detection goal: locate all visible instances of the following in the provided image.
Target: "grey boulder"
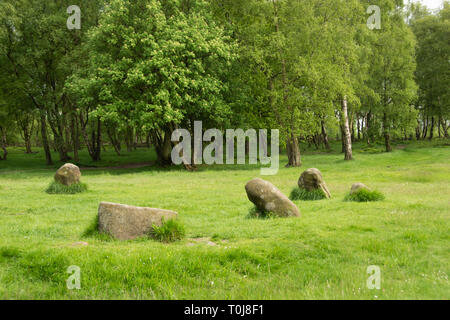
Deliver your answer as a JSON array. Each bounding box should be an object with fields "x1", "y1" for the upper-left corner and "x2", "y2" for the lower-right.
[
  {"x1": 54, "y1": 163, "x2": 81, "y2": 186},
  {"x1": 298, "y1": 168, "x2": 331, "y2": 198},
  {"x1": 245, "y1": 178, "x2": 300, "y2": 217},
  {"x1": 98, "y1": 202, "x2": 178, "y2": 240},
  {"x1": 350, "y1": 183, "x2": 370, "y2": 194}
]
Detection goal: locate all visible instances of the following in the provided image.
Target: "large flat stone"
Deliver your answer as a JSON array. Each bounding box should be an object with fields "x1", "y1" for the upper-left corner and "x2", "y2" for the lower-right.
[{"x1": 98, "y1": 202, "x2": 178, "y2": 240}]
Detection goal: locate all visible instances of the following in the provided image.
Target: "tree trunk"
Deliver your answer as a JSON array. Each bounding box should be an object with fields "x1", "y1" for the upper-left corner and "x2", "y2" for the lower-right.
[
  {"x1": 383, "y1": 112, "x2": 392, "y2": 152},
  {"x1": 55, "y1": 134, "x2": 70, "y2": 162},
  {"x1": 416, "y1": 120, "x2": 421, "y2": 140},
  {"x1": 321, "y1": 120, "x2": 330, "y2": 150},
  {"x1": 125, "y1": 125, "x2": 134, "y2": 152},
  {"x1": 438, "y1": 116, "x2": 441, "y2": 138},
  {"x1": 47, "y1": 108, "x2": 70, "y2": 162},
  {"x1": 422, "y1": 116, "x2": 428, "y2": 139},
  {"x1": 272, "y1": 1, "x2": 300, "y2": 168},
  {"x1": 106, "y1": 126, "x2": 121, "y2": 156},
  {"x1": 441, "y1": 119, "x2": 449, "y2": 138},
  {"x1": 0, "y1": 126, "x2": 7, "y2": 160},
  {"x1": 350, "y1": 112, "x2": 355, "y2": 143},
  {"x1": 93, "y1": 118, "x2": 102, "y2": 161},
  {"x1": 79, "y1": 112, "x2": 102, "y2": 161},
  {"x1": 357, "y1": 116, "x2": 361, "y2": 141},
  {"x1": 428, "y1": 116, "x2": 435, "y2": 140},
  {"x1": 286, "y1": 132, "x2": 301, "y2": 167},
  {"x1": 70, "y1": 113, "x2": 79, "y2": 162},
  {"x1": 16, "y1": 113, "x2": 34, "y2": 154},
  {"x1": 151, "y1": 128, "x2": 173, "y2": 166},
  {"x1": 341, "y1": 97, "x2": 353, "y2": 160},
  {"x1": 24, "y1": 130, "x2": 32, "y2": 154},
  {"x1": 39, "y1": 113, "x2": 53, "y2": 165},
  {"x1": 366, "y1": 111, "x2": 372, "y2": 144}
]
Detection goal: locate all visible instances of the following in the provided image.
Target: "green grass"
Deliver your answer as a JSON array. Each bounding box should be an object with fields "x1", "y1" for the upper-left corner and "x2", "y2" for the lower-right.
[
  {"x1": 247, "y1": 206, "x2": 277, "y2": 219},
  {"x1": 289, "y1": 187, "x2": 327, "y2": 201},
  {"x1": 45, "y1": 181, "x2": 88, "y2": 195},
  {"x1": 151, "y1": 219, "x2": 186, "y2": 243},
  {"x1": 0, "y1": 140, "x2": 449, "y2": 299},
  {"x1": 344, "y1": 189, "x2": 385, "y2": 202}
]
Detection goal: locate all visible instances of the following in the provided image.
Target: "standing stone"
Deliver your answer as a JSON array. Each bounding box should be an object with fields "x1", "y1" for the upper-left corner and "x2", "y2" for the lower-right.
[
  {"x1": 54, "y1": 163, "x2": 81, "y2": 186},
  {"x1": 245, "y1": 178, "x2": 300, "y2": 217},
  {"x1": 98, "y1": 202, "x2": 178, "y2": 240},
  {"x1": 298, "y1": 168, "x2": 331, "y2": 198},
  {"x1": 350, "y1": 183, "x2": 370, "y2": 195}
]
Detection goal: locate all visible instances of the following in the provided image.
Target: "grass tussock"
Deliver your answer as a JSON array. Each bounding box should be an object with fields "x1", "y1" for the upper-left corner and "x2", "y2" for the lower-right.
[
  {"x1": 45, "y1": 181, "x2": 87, "y2": 194},
  {"x1": 150, "y1": 219, "x2": 186, "y2": 243},
  {"x1": 344, "y1": 188, "x2": 385, "y2": 202},
  {"x1": 289, "y1": 187, "x2": 327, "y2": 201},
  {"x1": 246, "y1": 206, "x2": 277, "y2": 219}
]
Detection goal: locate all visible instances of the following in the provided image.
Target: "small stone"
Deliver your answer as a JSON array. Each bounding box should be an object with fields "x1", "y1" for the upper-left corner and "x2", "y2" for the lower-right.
[
  {"x1": 298, "y1": 168, "x2": 331, "y2": 198},
  {"x1": 350, "y1": 183, "x2": 370, "y2": 194},
  {"x1": 54, "y1": 163, "x2": 81, "y2": 186}
]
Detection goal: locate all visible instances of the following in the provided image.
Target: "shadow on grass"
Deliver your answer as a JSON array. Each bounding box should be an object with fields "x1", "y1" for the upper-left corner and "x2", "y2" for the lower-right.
[
  {"x1": 81, "y1": 215, "x2": 114, "y2": 241},
  {"x1": 245, "y1": 206, "x2": 278, "y2": 220}
]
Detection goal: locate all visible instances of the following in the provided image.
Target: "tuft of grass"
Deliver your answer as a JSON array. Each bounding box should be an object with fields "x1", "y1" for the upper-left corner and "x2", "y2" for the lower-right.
[
  {"x1": 45, "y1": 181, "x2": 87, "y2": 194},
  {"x1": 0, "y1": 247, "x2": 21, "y2": 262},
  {"x1": 150, "y1": 218, "x2": 186, "y2": 243},
  {"x1": 344, "y1": 188, "x2": 385, "y2": 202},
  {"x1": 289, "y1": 187, "x2": 327, "y2": 201},
  {"x1": 246, "y1": 206, "x2": 277, "y2": 219}
]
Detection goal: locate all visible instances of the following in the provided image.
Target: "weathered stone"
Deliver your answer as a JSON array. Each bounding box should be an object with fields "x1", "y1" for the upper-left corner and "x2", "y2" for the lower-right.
[
  {"x1": 54, "y1": 163, "x2": 81, "y2": 186},
  {"x1": 350, "y1": 183, "x2": 370, "y2": 195},
  {"x1": 98, "y1": 202, "x2": 178, "y2": 240},
  {"x1": 298, "y1": 168, "x2": 331, "y2": 198},
  {"x1": 245, "y1": 178, "x2": 300, "y2": 217}
]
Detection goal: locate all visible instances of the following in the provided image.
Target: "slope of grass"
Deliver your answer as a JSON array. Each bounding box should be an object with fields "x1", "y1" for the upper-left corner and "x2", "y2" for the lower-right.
[
  {"x1": 45, "y1": 181, "x2": 88, "y2": 195},
  {"x1": 289, "y1": 187, "x2": 327, "y2": 201},
  {"x1": 0, "y1": 140, "x2": 449, "y2": 299},
  {"x1": 344, "y1": 189, "x2": 385, "y2": 202}
]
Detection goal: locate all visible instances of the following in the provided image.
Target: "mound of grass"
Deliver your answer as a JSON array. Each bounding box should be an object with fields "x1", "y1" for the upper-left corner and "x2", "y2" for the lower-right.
[
  {"x1": 150, "y1": 218, "x2": 186, "y2": 243},
  {"x1": 289, "y1": 187, "x2": 327, "y2": 201},
  {"x1": 246, "y1": 206, "x2": 277, "y2": 219},
  {"x1": 344, "y1": 188, "x2": 385, "y2": 202},
  {"x1": 358, "y1": 146, "x2": 384, "y2": 154},
  {"x1": 45, "y1": 181, "x2": 87, "y2": 194}
]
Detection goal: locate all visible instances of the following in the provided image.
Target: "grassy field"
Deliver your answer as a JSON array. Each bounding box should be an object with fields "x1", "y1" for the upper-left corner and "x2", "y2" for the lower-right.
[{"x1": 0, "y1": 140, "x2": 449, "y2": 299}]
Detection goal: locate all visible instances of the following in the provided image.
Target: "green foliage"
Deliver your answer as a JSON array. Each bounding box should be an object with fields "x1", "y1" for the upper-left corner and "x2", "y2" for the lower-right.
[
  {"x1": 362, "y1": 0, "x2": 418, "y2": 147},
  {"x1": 66, "y1": 0, "x2": 236, "y2": 164},
  {"x1": 150, "y1": 219, "x2": 186, "y2": 243},
  {"x1": 246, "y1": 206, "x2": 277, "y2": 219},
  {"x1": 289, "y1": 187, "x2": 327, "y2": 201},
  {"x1": 344, "y1": 189, "x2": 385, "y2": 202},
  {"x1": 45, "y1": 181, "x2": 87, "y2": 194},
  {"x1": 411, "y1": 2, "x2": 450, "y2": 133}
]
